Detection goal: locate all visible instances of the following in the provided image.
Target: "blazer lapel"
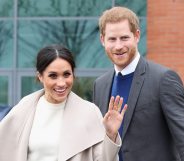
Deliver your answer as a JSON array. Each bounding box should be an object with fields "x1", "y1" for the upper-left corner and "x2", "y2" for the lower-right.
[
  {"x1": 121, "y1": 57, "x2": 147, "y2": 141},
  {"x1": 100, "y1": 69, "x2": 115, "y2": 116}
]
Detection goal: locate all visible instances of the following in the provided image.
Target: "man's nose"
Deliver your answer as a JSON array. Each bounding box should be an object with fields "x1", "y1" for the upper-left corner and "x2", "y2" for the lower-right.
[{"x1": 115, "y1": 40, "x2": 123, "y2": 50}]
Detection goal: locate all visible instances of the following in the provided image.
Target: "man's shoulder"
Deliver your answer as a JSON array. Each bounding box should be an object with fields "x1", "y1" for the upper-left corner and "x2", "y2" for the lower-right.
[
  {"x1": 140, "y1": 57, "x2": 182, "y2": 83},
  {"x1": 147, "y1": 59, "x2": 168, "y2": 70},
  {"x1": 140, "y1": 57, "x2": 169, "y2": 73}
]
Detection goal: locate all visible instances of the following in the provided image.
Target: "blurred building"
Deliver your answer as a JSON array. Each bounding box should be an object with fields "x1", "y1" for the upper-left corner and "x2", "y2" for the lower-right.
[
  {"x1": 147, "y1": 0, "x2": 184, "y2": 82},
  {"x1": 1, "y1": 0, "x2": 147, "y2": 106}
]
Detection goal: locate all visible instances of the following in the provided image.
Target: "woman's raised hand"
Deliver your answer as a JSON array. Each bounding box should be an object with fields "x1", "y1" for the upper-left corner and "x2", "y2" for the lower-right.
[{"x1": 103, "y1": 95, "x2": 127, "y2": 142}]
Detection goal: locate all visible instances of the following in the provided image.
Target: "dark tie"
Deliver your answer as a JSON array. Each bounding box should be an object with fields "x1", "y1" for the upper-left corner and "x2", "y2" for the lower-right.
[
  {"x1": 111, "y1": 72, "x2": 134, "y2": 161},
  {"x1": 111, "y1": 72, "x2": 124, "y2": 98},
  {"x1": 112, "y1": 73, "x2": 124, "y2": 161}
]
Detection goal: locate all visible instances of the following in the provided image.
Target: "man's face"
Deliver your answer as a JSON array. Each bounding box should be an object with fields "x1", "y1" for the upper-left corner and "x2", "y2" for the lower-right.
[{"x1": 100, "y1": 19, "x2": 140, "y2": 71}]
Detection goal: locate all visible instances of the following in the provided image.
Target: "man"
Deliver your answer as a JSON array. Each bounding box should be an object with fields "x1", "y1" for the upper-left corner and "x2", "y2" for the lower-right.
[{"x1": 93, "y1": 6, "x2": 184, "y2": 161}]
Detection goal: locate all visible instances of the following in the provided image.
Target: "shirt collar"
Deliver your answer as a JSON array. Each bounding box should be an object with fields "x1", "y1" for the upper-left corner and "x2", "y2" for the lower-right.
[{"x1": 114, "y1": 52, "x2": 140, "y2": 76}]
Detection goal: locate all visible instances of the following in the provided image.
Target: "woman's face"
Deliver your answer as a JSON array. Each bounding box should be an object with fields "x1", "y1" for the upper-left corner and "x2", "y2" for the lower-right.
[{"x1": 38, "y1": 58, "x2": 74, "y2": 104}]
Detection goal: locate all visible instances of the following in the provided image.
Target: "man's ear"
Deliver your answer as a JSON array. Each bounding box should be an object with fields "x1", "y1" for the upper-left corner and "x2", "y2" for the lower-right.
[
  {"x1": 134, "y1": 29, "x2": 140, "y2": 43},
  {"x1": 100, "y1": 34, "x2": 105, "y2": 46}
]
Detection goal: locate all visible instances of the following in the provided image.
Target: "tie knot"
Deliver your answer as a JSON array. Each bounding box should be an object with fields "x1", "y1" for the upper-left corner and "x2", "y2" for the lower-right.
[
  {"x1": 117, "y1": 72, "x2": 123, "y2": 77},
  {"x1": 116, "y1": 72, "x2": 123, "y2": 82}
]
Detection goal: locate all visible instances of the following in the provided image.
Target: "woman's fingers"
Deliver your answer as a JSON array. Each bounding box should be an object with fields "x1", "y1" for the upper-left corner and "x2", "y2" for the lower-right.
[
  {"x1": 103, "y1": 111, "x2": 109, "y2": 122},
  {"x1": 121, "y1": 104, "x2": 128, "y2": 117},
  {"x1": 113, "y1": 95, "x2": 120, "y2": 110},
  {"x1": 118, "y1": 97, "x2": 123, "y2": 112},
  {"x1": 109, "y1": 95, "x2": 124, "y2": 112},
  {"x1": 108, "y1": 96, "x2": 115, "y2": 111}
]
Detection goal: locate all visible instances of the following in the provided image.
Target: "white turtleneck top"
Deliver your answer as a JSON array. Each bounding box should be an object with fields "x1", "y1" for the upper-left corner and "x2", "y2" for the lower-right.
[{"x1": 28, "y1": 96, "x2": 66, "y2": 161}]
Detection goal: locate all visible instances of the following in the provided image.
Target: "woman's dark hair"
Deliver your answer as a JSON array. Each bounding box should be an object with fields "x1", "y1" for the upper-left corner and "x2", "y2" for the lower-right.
[{"x1": 36, "y1": 44, "x2": 75, "y2": 75}]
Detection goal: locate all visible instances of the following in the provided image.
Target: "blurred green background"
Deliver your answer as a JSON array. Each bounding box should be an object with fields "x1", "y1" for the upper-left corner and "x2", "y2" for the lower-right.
[{"x1": 0, "y1": 0, "x2": 147, "y2": 106}]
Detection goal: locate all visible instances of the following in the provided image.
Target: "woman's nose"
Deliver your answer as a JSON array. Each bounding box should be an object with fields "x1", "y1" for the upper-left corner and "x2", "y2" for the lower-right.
[{"x1": 56, "y1": 78, "x2": 65, "y2": 86}]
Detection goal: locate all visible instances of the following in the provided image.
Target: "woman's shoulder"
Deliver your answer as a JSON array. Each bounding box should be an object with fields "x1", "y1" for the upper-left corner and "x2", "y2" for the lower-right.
[
  {"x1": 22, "y1": 88, "x2": 44, "y2": 102},
  {"x1": 69, "y1": 91, "x2": 96, "y2": 106},
  {"x1": 5, "y1": 89, "x2": 44, "y2": 117},
  {"x1": 68, "y1": 91, "x2": 103, "y2": 119}
]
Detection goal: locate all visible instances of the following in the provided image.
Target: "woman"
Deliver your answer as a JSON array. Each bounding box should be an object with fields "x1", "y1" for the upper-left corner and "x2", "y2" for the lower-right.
[{"x1": 0, "y1": 44, "x2": 127, "y2": 161}]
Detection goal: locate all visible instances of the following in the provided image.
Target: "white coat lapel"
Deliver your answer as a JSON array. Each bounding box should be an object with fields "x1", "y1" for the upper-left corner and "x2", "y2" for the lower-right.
[
  {"x1": 17, "y1": 90, "x2": 44, "y2": 161},
  {"x1": 0, "y1": 89, "x2": 44, "y2": 161},
  {"x1": 59, "y1": 92, "x2": 105, "y2": 161}
]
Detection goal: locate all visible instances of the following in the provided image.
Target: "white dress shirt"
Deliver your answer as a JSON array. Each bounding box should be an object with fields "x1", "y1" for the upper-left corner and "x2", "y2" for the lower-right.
[{"x1": 114, "y1": 52, "x2": 140, "y2": 75}]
